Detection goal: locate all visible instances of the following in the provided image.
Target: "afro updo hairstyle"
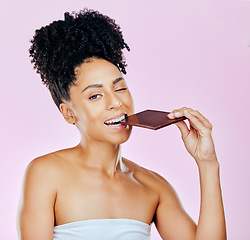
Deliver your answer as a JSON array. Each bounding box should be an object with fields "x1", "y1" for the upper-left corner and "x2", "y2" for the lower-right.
[{"x1": 29, "y1": 9, "x2": 130, "y2": 109}]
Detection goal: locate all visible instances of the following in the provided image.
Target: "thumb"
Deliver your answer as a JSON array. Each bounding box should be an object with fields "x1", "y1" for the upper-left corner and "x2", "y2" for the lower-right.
[{"x1": 175, "y1": 121, "x2": 189, "y2": 140}]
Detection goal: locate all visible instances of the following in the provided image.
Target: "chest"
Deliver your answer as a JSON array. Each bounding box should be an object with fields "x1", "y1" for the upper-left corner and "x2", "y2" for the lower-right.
[{"x1": 54, "y1": 170, "x2": 158, "y2": 225}]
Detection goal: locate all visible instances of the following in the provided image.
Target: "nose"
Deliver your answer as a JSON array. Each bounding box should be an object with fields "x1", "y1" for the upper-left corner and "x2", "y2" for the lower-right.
[{"x1": 106, "y1": 92, "x2": 122, "y2": 110}]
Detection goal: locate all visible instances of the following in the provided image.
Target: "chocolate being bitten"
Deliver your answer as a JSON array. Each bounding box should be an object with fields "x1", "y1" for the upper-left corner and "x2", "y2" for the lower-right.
[{"x1": 121, "y1": 110, "x2": 187, "y2": 130}]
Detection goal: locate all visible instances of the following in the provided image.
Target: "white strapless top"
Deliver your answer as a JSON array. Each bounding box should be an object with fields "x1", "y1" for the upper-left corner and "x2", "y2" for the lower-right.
[{"x1": 53, "y1": 218, "x2": 151, "y2": 240}]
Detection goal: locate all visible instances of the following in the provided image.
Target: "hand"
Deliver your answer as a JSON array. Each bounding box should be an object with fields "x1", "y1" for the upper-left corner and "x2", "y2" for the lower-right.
[{"x1": 168, "y1": 107, "x2": 218, "y2": 166}]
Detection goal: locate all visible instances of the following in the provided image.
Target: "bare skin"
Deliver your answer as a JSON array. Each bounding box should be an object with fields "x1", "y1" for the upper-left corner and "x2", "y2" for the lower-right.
[{"x1": 17, "y1": 58, "x2": 226, "y2": 240}]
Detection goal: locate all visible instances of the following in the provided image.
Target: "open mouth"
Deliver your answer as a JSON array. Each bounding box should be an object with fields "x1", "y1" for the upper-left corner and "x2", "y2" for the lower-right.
[{"x1": 104, "y1": 114, "x2": 127, "y2": 127}]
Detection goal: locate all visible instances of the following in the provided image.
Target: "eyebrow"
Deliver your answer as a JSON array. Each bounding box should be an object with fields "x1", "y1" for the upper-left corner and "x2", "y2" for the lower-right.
[{"x1": 81, "y1": 77, "x2": 124, "y2": 93}]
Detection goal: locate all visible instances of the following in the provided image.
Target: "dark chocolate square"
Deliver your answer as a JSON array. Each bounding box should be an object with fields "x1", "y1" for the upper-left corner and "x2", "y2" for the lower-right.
[{"x1": 122, "y1": 110, "x2": 186, "y2": 130}]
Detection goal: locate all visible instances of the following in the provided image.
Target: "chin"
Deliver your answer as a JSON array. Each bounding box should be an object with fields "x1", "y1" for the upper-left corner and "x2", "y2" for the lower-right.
[{"x1": 108, "y1": 127, "x2": 132, "y2": 145}]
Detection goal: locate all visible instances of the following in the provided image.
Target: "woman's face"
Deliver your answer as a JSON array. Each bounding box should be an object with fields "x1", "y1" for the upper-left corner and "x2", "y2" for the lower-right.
[{"x1": 67, "y1": 58, "x2": 134, "y2": 145}]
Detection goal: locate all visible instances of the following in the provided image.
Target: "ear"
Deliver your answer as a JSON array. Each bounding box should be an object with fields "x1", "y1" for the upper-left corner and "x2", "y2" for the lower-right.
[{"x1": 59, "y1": 102, "x2": 77, "y2": 124}]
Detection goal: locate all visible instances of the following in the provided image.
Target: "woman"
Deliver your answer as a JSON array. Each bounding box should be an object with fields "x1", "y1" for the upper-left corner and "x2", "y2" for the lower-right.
[{"x1": 17, "y1": 9, "x2": 226, "y2": 240}]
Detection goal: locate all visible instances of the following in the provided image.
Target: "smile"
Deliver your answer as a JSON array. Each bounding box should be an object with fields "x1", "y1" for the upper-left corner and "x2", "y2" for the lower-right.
[{"x1": 104, "y1": 114, "x2": 127, "y2": 126}]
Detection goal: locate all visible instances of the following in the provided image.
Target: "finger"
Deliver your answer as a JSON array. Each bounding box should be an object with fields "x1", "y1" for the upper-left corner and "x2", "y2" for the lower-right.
[
  {"x1": 168, "y1": 108, "x2": 212, "y2": 130},
  {"x1": 183, "y1": 110, "x2": 211, "y2": 135},
  {"x1": 184, "y1": 108, "x2": 212, "y2": 130},
  {"x1": 168, "y1": 107, "x2": 187, "y2": 119},
  {"x1": 175, "y1": 121, "x2": 190, "y2": 140}
]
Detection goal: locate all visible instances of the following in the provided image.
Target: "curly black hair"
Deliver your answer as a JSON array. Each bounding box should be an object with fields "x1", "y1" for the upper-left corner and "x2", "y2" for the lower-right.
[{"x1": 29, "y1": 9, "x2": 130, "y2": 109}]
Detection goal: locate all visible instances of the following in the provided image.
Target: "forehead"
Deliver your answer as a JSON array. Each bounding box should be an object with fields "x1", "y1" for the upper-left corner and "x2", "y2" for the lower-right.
[{"x1": 74, "y1": 58, "x2": 122, "y2": 86}]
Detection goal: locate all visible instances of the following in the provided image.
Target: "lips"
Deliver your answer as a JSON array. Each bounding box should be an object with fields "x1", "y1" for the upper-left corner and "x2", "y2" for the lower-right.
[{"x1": 104, "y1": 113, "x2": 127, "y2": 126}]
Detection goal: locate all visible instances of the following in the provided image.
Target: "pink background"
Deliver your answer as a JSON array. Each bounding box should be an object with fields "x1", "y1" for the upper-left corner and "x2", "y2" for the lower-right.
[{"x1": 1, "y1": 0, "x2": 250, "y2": 239}]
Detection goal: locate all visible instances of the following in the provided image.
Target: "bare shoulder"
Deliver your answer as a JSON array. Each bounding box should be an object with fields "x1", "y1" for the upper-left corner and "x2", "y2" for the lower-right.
[
  {"x1": 23, "y1": 148, "x2": 75, "y2": 190},
  {"x1": 26, "y1": 150, "x2": 64, "y2": 176},
  {"x1": 18, "y1": 149, "x2": 74, "y2": 239},
  {"x1": 123, "y1": 158, "x2": 171, "y2": 184},
  {"x1": 28, "y1": 147, "x2": 76, "y2": 169},
  {"x1": 123, "y1": 158, "x2": 177, "y2": 198},
  {"x1": 19, "y1": 148, "x2": 75, "y2": 216},
  {"x1": 123, "y1": 158, "x2": 193, "y2": 235}
]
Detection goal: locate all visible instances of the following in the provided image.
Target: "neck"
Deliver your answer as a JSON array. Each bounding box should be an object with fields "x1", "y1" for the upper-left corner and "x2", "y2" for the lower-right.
[{"x1": 76, "y1": 139, "x2": 120, "y2": 176}]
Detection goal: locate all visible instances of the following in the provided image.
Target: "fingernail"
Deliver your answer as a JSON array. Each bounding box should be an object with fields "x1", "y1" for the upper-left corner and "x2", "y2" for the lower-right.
[
  {"x1": 168, "y1": 113, "x2": 174, "y2": 118},
  {"x1": 175, "y1": 112, "x2": 181, "y2": 117}
]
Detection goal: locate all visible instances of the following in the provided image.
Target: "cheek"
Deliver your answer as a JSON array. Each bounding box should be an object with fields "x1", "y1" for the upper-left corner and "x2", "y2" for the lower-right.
[
  {"x1": 123, "y1": 92, "x2": 134, "y2": 113},
  {"x1": 79, "y1": 103, "x2": 104, "y2": 127},
  {"x1": 70, "y1": 102, "x2": 89, "y2": 127}
]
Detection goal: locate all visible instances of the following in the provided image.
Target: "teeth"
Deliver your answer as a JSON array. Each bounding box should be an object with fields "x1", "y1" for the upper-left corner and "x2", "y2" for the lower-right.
[{"x1": 105, "y1": 114, "x2": 126, "y2": 125}]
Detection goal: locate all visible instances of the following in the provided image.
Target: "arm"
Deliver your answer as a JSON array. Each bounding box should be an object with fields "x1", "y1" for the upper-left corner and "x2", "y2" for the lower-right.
[
  {"x1": 17, "y1": 157, "x2": 57, "y2": 240},
  {"x1": 153, "y1": 172, "x2": 197, "y2": 240},
  {"x1": 196, "y1": 158, "x2": 225, "y2": 240},
  {"x1": 155, "y1": 107, "x2": 226, "y2": 240}
]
